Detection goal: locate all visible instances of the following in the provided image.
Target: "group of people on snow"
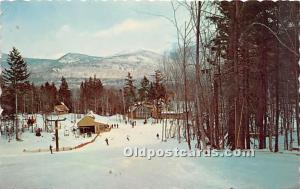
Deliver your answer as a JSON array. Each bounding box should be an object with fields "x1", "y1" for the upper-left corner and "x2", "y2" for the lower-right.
[{"x1": 110, "y1": 124, "x2": 119, "y2": 129}]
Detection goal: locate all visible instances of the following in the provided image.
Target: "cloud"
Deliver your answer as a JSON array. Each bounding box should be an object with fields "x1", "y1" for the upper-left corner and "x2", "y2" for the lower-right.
[
  {"x1": 55, "y1": 24, "x2": 72, "y2": 38},
  {"x1": 13, "y1": 18, "x2": 175, "y2": 59},
  {"x1": 60, "y1": 25, "x2": 71, "y2": 32},
  {"x1": 2, "y1": 1, "x2": 181, "y2": 59},
  {"x1": 93, "y1": 18, "x2": 164, "y2": 38}
]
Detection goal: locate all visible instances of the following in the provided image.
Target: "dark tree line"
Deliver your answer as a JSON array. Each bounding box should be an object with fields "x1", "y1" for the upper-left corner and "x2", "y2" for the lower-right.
[
  {"x1": 123, "y1": 71, "x2": 167, "y2": 112},
  {"x1": 209, "y1": 1, "x2": 299, "y2": 151},
  {"x1": 1, "y1": 76, "x2": 72, "y2": 116},
  {"x1": 163, "y1": 1, "x2": 299, "y2": 151},
  {"x1": 79, "y1": 75, "x2": 103, "y2": 114}
]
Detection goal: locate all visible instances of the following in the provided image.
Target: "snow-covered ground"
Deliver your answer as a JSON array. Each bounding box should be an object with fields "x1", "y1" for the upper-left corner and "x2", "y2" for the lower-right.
[
  {"x1": 0, "y1": 114, "x2": 299, "y2": 189},
  {"x1": 0, "y1": 114, "x2": 96, "y2": 154}
]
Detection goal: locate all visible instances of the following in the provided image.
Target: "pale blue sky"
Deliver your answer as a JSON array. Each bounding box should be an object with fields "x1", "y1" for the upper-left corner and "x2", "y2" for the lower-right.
[{"x1": 1, "y1": 1, "x2": 182, "y2": 59}]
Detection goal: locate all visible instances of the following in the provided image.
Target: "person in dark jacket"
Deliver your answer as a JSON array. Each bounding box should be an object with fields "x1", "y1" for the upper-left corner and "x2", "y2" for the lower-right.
[
  {"x1": 105, "y1": 138, "x2": 109, "y2": 145},
  {"x1": 49, "y1": 145, "x2": 53, "y2": 154}
]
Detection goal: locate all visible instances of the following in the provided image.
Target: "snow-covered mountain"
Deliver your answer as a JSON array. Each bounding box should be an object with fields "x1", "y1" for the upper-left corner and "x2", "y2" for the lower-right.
[
  {"x1": 1, "y1": 50, "x2": 163, "y2": 87},
  {"x1": 58, "y1": 53, "x2": 102, "y2": 64}
]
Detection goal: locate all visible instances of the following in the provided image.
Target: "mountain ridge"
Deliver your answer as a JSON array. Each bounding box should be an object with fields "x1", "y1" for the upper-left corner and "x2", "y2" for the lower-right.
[{"x1": 1, "y1": 49, "x2": 163, "y2": 87}]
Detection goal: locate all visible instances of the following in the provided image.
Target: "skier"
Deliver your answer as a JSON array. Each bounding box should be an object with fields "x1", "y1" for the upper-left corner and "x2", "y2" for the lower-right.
[
  {"x1": 49, "y1": 145, "x2": 53, "y2": 154},
  {"x1": 156, "y1": 133, "x2": 159, "y2": 139},
  {"x1": 105, "y1": 138, "x2": 109, "y2": 146},
  {"x1": 126, "y1": 135, "x2": 130, "y2": 141}
]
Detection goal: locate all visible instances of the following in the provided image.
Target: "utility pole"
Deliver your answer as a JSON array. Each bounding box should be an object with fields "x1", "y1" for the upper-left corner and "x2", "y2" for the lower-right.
[{"x1": 46, "y1": 117, "x2": 66, "y2": 152}]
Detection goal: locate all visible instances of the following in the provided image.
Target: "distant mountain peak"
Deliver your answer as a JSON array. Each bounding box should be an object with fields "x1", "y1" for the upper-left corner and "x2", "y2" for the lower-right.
[
  {"x1": 111, "y1": 49, "x2": 161, "y2": 57},
  {"x1": 57, "y1": 53, "x2": 102, "y2": 64},
  {"x1": 55, "y1": 49, "x2": 162, "y2": 65}
]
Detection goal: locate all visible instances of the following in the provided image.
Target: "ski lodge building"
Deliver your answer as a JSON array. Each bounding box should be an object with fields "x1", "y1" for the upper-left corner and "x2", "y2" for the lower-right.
[
  {"x1": 128, "y1": 101, "x2": 188, "y2": 120},
  {"x1": 128, "y1": 103, "x2": 154, "y2": 119},
  {"x1": 77, "y1": 115, "x2": 109, "y2": 134}
]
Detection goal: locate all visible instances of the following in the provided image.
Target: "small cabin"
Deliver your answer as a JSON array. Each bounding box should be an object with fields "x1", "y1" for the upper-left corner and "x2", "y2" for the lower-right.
[
  {"x1": 77, "y1": 115, "x2": 109, "y2": 134},
  {"x1": 54, "y1": 102, "x2": 69, "y2": 115}
]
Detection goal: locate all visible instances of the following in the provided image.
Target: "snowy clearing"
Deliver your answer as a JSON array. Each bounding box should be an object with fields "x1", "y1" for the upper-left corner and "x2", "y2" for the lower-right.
[{"x1": 0, "y1": 114, "x2": 299, "y2": 189}]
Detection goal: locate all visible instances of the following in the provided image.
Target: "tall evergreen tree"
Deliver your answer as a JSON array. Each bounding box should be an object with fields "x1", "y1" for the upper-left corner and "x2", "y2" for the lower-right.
[
  {"x1": 153, "y1": 70, "x2": 166, "y2": 102},
  {"x1": 148, "y1": 82, "x2": 156, "y2": 102},
  {"x1": 152, "y1": 70, "x2": 166, "y2": 118},
  {"x1": 2, "y1": 47, "x2": 30, "y2": 87},
  {"x1": 138, "y1": 76, "x2": 150, "y2": 102},
  {"x1": 123, "y1": 72, "x2": 136, "y2": 110},
  {"x1": 58, "y1": 76, "x2": 72, "y2": 111},
  {"x1": 2, "y1": 47, "x2": 30, "y2": 139}
]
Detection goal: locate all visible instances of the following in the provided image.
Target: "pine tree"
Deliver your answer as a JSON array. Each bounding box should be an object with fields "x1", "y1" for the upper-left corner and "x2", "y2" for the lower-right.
[
  {"x1": 123, "y1": 72, "x2": 136, "y2": 109},
  {"x1": 2, "y1": 47, "x2": 30, "y2": 87},
  {"x1": 58, "y1": 76, "x2": 72, "y2": 111},
  {"x1": 153, "y1": 70, "x2": 166, "y2": 102},
  {"x1": 2, "y1": 47, "x2": 30, "y2": 139},
  {"x1": 138, "y1": 76, "x2": 150, "y2": 102},
  {"x1": 148, "y1": 82, "x2": 156, "y2": 102},
  {"x1": 152, "y1": 70, "x2": 166, "y2": 119}
]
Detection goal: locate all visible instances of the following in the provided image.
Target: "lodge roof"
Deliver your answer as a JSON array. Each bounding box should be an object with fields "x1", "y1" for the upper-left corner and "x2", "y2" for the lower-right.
[
  {"x1": 54, "y1": 103, "x2": 69, "y2": 113},
  {"x1": 129, "y1": 103, "x2": 154, "y2": 112},
  {"x1": 77, "y1": 115, "x2": 108, "y2": 127}
]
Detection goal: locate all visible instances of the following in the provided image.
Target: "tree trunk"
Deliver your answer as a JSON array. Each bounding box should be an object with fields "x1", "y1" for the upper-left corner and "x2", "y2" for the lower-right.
[
  {"x1": 214, "y1": 76, "x2": 219, "y2": 148},
  {"x1": 182, "y1": 22, "x2": 191, "y2": 150},
  {"x1": 233, "y1": 1, "x2": 241, "y2": 149},
  {"x1": 269, "y1": 100, "x2": 274, "y2": 152},
  {"x1": 274, "y1": 42, "x2": 280, "y2": 152},
  {"x1": 15, "y1": 91, "x2": 18, "y2": 140},
  {"x1": 284, "y1": 105, "x2": 288, "y2": 150},
  {"x1": 194, "y1": 1, "x2": 207, "y2": 150},
  {"x1": 289, "y1": 108, "x2": 293, "y2": 150},
  {"x1": 245, "y1": 48, "x2": 250, "y2": 149}
]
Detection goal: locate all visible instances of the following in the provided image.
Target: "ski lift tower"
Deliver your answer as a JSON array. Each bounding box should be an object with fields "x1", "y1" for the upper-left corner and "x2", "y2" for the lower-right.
[
  {"x1": 46, "y1": 116, "x2": 66, "y2": 152},
  {"x1": 48, "y1": 102, "x2": 69, "y2": 151}
]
